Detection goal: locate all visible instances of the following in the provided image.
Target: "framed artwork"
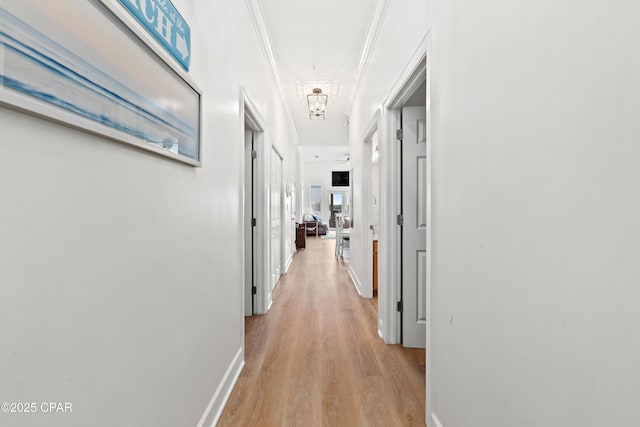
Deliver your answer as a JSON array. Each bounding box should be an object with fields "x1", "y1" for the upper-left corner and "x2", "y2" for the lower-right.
[{"x1": 0, "y1": 0, "x2": 202, "y2": 166}]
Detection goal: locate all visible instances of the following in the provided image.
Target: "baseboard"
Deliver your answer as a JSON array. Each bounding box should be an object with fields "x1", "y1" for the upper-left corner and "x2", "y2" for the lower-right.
[
  {"x1": 431, "y1": 412, "x2": 444, "y2": 427},
  {"x1": 197, "y1": 347, "x2": 244, "y2": 427},
  {"x1": 284, "y1": 252, "x2": 293, "y2": 273},
  {"x1": 347, "y1": 264, "x2": 363, "y2": 296}
]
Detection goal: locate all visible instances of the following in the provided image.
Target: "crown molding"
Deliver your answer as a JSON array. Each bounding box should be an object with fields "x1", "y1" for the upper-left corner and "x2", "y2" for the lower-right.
[
  {"x1": 244, "y1": 0, "x2": 280, "y2": 85},
  {"x1": 244, "y1": 0, "x2": 300, "y2": 145},
  {"x1": 348, "y1": 0, "x2": 391, "y2": 113}
]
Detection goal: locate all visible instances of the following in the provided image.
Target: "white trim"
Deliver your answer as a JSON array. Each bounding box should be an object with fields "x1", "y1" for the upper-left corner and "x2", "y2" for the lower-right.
[
  {"x1": 0, "y1": 89, "x2": 201, "y2": 167},
  {"x1": 347, "y1": 264, "x2": 364, "y2": 297},
  {"x1": 257, "y1": 137, "x2": 271, "y2": 314},
  {"x1": 380, "y1": 32, "x2": 434, "y2": 427},
  {"x1": 243, "y1": 129, "x2": 254, "y2": 317},
  {"x1": 196, "y1": 347, "x2": 244, "y2": 427},
  {"x1": 379, "y1": 33, "x2": 429, "y2": 346},
  {"x1": 424, "y1": 34, "x2": 435, "y2": 426},
  {"x1": 361, "y1": 140, "x2": 373, "y2": 300},
  {"x1": 391, "y1": 58, "x2": 427, "y2": 345},
  {"x1": 381, "y1": 33, "x2": 429, "y2": 108},
  {"x1": 243, "y1": 0, "x2": 280, "y2": 85},
  {"x1": 355, "y1": 0, "x2": 390, "y2": 84},
  {"x1": 362, "y1": 109, "x2": 382, "y2": 143},
  {"x1": 240, "y1": 87, "x2": 269, "y2": 316},
  {"x1": 284, "y1": 252, "x2": 294, "y2": 273},
  {"x1": 269, "y1": 145, "x2": 285, "y2": 298},
  {"x1": 431, "y1": 412, "x2": 444, "y2": 427},
  {"x1": 243, "y1": 91, "x2": 267, "y2": 132},
  {"x1": 349, "y1": 0, "x2": 391, "y2": 112},
  {"x1": 360, "y1": 110, "x2": 381, "y2": 302},
  {"x1": 243, "y1": 0, "x2": 300, "y2": 146}
]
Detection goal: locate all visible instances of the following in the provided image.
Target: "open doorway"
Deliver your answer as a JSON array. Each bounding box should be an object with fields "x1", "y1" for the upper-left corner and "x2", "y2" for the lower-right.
[
  {"x1": 244, "y1": 124, "x2": 256, "y2": 316},
  {"x1": 242, "y1": 88, "x2": 268, "y2": 319},
  {"x1": 371, "y1": 132, "x2": 380, "y2": 299},
  {"x1": 328, "y1": 191, "x2": 344, "y2": 228},
  {"x1": 361, "y1": 117, "x2": 380, "y2": 307},
  {"x1": 380, "y1": 55, "x2": 428, "y2": 349},
  {"x1": 362, "y1": 125, "x2": 381, "y2": 320}
]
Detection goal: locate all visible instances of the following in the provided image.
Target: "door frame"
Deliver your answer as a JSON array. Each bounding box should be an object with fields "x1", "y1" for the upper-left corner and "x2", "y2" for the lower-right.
[
  {"x1": 240, "y1": 87, "x2": 270, "y2": 318},
  {"x1": 359, "y1": 111, "x2": 380, "y2": 302},
  {"x1": 243, "y1": 128, "x2": 254, "y2": 317},
  {"x1": 380, "y1": 36, "x2": 429, "y2": 344},
  {"x1": 379, "y1": 33, "x2": 432, "y2": 423},
  {"x1": 269, "y1": 145, "x2": 285, "y2": 301}
]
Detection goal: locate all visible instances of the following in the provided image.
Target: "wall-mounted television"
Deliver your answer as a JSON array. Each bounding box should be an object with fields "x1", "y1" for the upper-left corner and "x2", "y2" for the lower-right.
[{"x1": 332, "y1": 171, "x2": 350, "y2": 187}]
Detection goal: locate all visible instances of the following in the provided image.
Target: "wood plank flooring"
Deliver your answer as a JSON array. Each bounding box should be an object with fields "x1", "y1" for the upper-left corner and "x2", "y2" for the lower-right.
[{"x1": 218, "y1": 237, "x2": 426, "y2": 427}]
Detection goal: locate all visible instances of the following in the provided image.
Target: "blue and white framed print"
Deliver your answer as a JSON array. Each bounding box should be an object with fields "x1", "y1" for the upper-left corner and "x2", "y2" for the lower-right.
[{"x1": 0, "y1": 0, "x2": 201, "y2": 166}]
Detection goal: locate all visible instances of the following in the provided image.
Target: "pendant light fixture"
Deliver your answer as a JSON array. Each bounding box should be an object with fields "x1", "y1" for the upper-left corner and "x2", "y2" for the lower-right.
[{"x1": 307, "y1": 88, "x2": 328, "y2": 120}]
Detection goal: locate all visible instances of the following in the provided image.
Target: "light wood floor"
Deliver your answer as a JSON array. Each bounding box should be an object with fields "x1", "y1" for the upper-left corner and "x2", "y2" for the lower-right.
[{"x1": 218, "y1": 237, "x2": 426, "y2": 427}]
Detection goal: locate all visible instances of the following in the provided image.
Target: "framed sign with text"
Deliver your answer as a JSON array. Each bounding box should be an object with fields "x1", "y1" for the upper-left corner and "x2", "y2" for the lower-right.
[
  {"x1": 0, "y1": 0, "x2": 201, "y2": 166},
  {"x1": 117, "y1": 0, "x2": 191, "y2": 71}
]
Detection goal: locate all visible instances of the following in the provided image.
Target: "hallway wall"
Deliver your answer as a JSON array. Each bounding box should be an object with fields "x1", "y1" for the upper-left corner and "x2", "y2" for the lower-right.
[
  {"x1": 351, "y1": 0, "x2": 640, "y2": 426},
  {"x1": 0, "y1": 1, "x2": 298, "y2": 426},
  {"x1": 427, "y1": 1, "x2": 640, "y2": 426}
]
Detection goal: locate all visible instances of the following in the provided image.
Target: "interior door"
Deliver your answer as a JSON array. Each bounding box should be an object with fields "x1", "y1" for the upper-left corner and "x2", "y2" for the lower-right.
[
  {"x1": 401, "y1": 106, "x2": 427, "y2": 348},
  {"x1": 270, "y1": 148, "x2": 282, "y2": 293}
]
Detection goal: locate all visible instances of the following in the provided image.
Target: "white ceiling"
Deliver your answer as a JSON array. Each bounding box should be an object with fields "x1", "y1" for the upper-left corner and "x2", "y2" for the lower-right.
[
  {"x1": 298, "y1": 146, "x2": 350, "y2": 165},
  {"x1": 259, "y1": 0, "x2": 377, "y2": 154}
]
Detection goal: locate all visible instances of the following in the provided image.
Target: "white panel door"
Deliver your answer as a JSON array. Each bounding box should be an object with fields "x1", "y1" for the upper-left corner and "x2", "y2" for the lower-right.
[
  {"x1": 402, "y1": 106, "x2": 427, "y2": 348},
  {"x1": 270, "y1": 148, "x2": 282, "y2": 292}
]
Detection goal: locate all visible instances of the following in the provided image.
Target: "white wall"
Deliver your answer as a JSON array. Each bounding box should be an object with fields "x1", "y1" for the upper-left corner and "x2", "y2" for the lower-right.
[
  {"x1": 427, "y1": 1, "x2": 640, "y2": 425},
  {"x1": 351, "y1": 0, "x2": 640, "y2": 426},
  {"x1": 301, "y1": 162, "x2": 349, "y2": 224},
  {"x1": 0, "y1": 1, "x2": 298, "y2": 426}
]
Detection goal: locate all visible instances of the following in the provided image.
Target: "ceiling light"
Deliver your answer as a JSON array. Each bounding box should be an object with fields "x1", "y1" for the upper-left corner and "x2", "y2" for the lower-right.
[{"x1": 307, "y1": 88, "x2": 328, "y2": 120}]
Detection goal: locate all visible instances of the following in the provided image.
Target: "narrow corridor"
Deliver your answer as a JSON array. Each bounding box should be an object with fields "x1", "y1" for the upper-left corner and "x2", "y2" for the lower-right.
[{"x1": 219, "y1": 237, "x2": 426, "y2": 426}]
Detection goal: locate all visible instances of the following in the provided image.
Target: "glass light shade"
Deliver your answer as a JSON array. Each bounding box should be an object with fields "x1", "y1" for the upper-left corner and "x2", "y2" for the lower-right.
[{"x1": 307, "y1": 88, "x2": 328, "y2": 120}]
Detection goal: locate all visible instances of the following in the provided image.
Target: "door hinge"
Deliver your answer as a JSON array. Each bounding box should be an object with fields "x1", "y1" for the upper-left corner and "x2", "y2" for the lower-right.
[
  {"x1": 396, "y1": 129, "x2": 403, "y2": 140},
  {"x1": 397, "y1": 301, "x2": 403, "y2": 312},
  {"x1": 397, "y1": 214, "x2": 404, "y2": 226},
  {"x1": 252, "y1": 286, "x2": 257, "y2": 295},
  {"x1": 251, "y1": 218, "x2": 257, "y2": 227},
  {"x1": 251, "y1": 150, "x2": 257, "y2": 159}
]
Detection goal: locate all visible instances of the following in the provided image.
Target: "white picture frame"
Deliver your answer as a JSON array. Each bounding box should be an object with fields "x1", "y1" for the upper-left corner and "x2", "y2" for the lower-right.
[{"x1": 0, "y1": 0, "x2": 202, "y2": 166}]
